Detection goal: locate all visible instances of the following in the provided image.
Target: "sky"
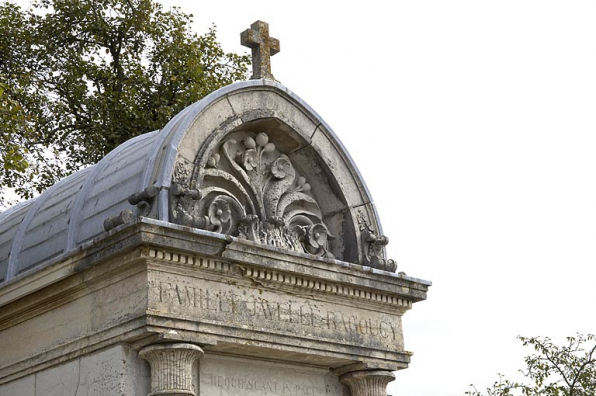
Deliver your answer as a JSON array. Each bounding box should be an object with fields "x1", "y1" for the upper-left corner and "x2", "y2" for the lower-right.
[
  {"x1": 8, "y1": 1, "x2": 596, "y2": 395},
  {"x1": 153, "y1": 1, "x2": 596, "y2": 395}
]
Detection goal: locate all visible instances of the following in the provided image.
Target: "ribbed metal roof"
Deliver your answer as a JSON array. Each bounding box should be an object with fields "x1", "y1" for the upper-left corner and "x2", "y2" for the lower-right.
[{"x1": 0, "y1": 80, "x2": 381, "y2": 285}]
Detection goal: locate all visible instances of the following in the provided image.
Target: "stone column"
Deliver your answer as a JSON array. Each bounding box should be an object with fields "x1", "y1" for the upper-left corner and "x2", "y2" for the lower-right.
[
  {"x1": 340, "y1": 370, "x2": 395, "y2": 396},
  {"x1": 139, "y1": 343, "x2": 204, "y2": 396}
]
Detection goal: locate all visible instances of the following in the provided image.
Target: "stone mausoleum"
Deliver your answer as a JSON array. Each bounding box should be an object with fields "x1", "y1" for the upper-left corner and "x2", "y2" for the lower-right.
[{"x1": 0, "y1": 21, "x2": 430, "y2": 396}]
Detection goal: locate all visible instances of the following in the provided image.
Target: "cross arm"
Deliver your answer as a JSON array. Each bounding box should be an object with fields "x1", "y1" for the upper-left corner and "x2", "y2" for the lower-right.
[
  {"x1": 241, "y1": 29, "x2": 260, "y2": 48},
  {"x1": 269, "y1": 38, "x2": 280, "y2": 55}
]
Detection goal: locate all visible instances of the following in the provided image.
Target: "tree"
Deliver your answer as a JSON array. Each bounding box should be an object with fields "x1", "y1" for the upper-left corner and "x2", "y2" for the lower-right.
[
  {"x1": 0, "y1": 80, "x2": 33, "y2": 188},
  {"x1": 0, "y1": 0, "x2": 250, "y2": 208},
  {"x1": 466, "y1": 334, "x2": 596, "y2": 396}
]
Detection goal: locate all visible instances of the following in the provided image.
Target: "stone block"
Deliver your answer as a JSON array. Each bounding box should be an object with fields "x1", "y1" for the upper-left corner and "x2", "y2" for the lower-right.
[
  {"x1": 176, "y1": 97, "x2": 241, "y2": 169},
  {"x1": 308, "y1": 126, "x2": 370, "y2": 209},
  {"x1": 35, "y1": 359, "x2": 79, "y2": 396},
  {"x1": 226, "y1": 89, "x2": 318, "y2": 144},
  {"x1": 126, "y1": 345, "x2": 152, "y2": 396},
  {"x1": 0, "y1": 291, "x2": 92, "y2": 370},
  {"x1": 77, "y1": 344, "x2": 150, "y2": 396},
  {"x1": 0, "y1": 375, "x2": 34, "y2": 396},
  {"x1": 0, "y1": 270, "x2": 146, "y2": 372}
]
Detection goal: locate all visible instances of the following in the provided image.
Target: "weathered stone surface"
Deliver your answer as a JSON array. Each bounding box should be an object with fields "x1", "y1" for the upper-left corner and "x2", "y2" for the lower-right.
[
  {"x1": 225, "y1": 89, "x2": 318, "y2": 141},
  {"x1": 340, "y1": 370, "x2": 395, "y2": 396},
  {"x1": 241, "y1": 21, "x2": 280, "y2": 80},
  {"x1": 171, "y1": 129, "x2": 335, "y2": 259},
  {"x1": 0, "y1": 345, "x2": 150, "y2": 396},
  {"x1": 35, "y1": 359, "x2": 79, "y2": 396},
  {"x1": 307, "y1": 126, "x2": 370, "y2": 209},
  {"x1": 78, "y1": 345, "x2": 139, "y2": 396},
  {"x1": 0, "y1": 375, "x2": 34, "y2": 395},
  {"x1": 149, "y1": 272, "x2": 405, "y2": 353},
  {"x1": 200, "y1": 354, "x2": 348, "y2": 396},
  {"x1": 0, "y1": 268, "x2": 147, "y2": 373},
  {"x1": 175, "y1": 96, "x2": 240, "y2": 168},
  {"x1": 353, "y1": 205, "x2": 397, "y2": 272},
  {"x1": 140, "y1": 343, "x2": 203, "y2": 396}
]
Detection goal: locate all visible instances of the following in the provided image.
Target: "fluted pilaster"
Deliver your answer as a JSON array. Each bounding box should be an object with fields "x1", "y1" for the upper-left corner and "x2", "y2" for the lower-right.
[
  {"x1": 340, "y1": 370, "x2": 395, "y2": 396},
  {"x1": 139, "y1": 343, "x2": 204, "y2": 396}
]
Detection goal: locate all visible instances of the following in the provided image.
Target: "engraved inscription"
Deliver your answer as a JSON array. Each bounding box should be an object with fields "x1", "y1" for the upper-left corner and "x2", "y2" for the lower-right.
[
  {"x1": 199, "y1": 355, "x2": 344, "y2": 396},
  {"x1": 154, "y1": 281, "x2": 402, "y2": 347},
  {"x1": 202, "y1": 374, "x2": 322, "y2": 395}
]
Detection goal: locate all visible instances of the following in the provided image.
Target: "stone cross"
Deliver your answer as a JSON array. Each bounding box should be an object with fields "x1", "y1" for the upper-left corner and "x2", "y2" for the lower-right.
[{"x1": 241, "y1": 20, "x2": 280, "y2": 80}]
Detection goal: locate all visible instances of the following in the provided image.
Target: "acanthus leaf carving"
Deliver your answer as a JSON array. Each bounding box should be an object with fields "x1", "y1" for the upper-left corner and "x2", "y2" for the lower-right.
[
  {"x1": 357, "y1": 209, "x2": 397, "y2": 272},
  {"x1": 171, "y1": 131, "x2": 335, "y2": 259}
]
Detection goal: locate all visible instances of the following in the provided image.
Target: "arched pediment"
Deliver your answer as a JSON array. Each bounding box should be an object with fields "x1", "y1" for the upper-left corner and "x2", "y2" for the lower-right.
[{"x1": 156, "y1": 81, "x2": 395, "y2": 269}]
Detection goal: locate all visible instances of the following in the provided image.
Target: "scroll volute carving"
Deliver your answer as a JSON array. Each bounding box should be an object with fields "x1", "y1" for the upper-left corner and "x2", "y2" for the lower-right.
[
  {"x1": 171, "y1": 131, "x2": 335, "y2": 259},
  {"x1": 357, "y1": 210, "x2": 397, "y2": 272}
]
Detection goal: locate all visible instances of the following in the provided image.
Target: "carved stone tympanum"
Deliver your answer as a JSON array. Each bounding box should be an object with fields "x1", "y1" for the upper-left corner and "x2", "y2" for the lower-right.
[
  {"x1": 139, "y1": 343, "x2": 204, "y2": 396},
  {"x1": 172, "y1": 131, "x2": 335, "y2": 258}
]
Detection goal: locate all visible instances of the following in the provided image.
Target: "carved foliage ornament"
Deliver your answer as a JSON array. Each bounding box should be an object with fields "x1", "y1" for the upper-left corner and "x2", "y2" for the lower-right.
[
  {"x1": 104, "y1": 186, "x2": 157, "y2": 232},
  {"x1": 172, "y1": 132, "x2": 334, "y2": 258},
  {"x1": 357, "y1": 210, "x2": 397, "y2": 272}
]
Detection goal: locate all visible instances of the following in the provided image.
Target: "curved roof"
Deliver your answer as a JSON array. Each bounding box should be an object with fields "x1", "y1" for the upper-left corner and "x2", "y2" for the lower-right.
[{"x1": 0, "y1": 80, "x2": 384, "y2": 285}]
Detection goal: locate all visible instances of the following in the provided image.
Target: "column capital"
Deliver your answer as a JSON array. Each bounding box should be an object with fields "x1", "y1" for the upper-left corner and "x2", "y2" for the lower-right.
[
  {"x1": 139, "y1": 342, "x2": 204, "y2": 396},
  {"x1": 340, "y1": 370, "x2": 395, "y2": 396}
]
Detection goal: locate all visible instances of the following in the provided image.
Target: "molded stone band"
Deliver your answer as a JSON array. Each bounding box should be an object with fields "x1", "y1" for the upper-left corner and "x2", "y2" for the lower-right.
[
  {"x1": 340, "y1": 370, "x2": 396, "y2": 396},
  {"x1": 139, "y1": 343, "x2": 204, "y2": 396}
]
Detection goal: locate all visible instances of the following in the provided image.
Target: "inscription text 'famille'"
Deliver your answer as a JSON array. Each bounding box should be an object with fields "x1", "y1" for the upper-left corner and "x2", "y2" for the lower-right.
[{"x1": 157, "y1": 282, "x2": 400, "y2": 342}]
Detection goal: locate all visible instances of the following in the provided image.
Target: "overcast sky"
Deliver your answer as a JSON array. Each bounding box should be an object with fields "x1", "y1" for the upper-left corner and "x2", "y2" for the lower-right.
[{"x1": 154, "y1": 1, "x2": 596, "y2": 395}]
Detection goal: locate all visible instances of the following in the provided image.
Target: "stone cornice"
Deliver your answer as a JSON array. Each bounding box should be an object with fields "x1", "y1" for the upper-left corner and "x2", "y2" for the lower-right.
[
  {"x1": 0, "y1": 219, "x2": 430, "y2": 310},
  {"x1": 241, "y1": 266, "x2": 413, "y2": 310},
  {"x1": 144, "y1": 246, "x2": 413, "y2": 310}
]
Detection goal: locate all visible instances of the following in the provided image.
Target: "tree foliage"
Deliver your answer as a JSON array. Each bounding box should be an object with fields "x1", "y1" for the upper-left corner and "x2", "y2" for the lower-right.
[
  {"x1": 466, "y1": 334, "x2": 596, "y2": 396},
  {"x1": 0, "y1": 0, "x2": 250, "y2": 208}
]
